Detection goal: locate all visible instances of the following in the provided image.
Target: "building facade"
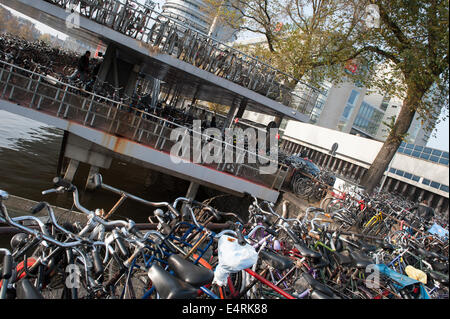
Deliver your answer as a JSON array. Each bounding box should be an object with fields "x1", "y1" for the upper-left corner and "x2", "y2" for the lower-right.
[
  {"x1": 307, "y1": 80, "x2": 436, "y2": 146},
  {"x1": 161, "y1": 0, "x2": 237, "y2": 42}
]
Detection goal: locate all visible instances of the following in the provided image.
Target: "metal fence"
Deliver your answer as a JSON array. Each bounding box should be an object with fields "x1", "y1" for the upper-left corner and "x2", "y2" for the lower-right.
[
  {"x1": 0, "y1": 59, "x2": 289, "y2": 191},
  {"x1": 43, "y1": 0, "x2": 325, "y2": 117}
]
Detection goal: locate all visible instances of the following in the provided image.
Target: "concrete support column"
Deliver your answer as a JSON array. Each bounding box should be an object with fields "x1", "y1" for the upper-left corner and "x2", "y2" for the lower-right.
[
  {"x1": 393, "y1": 180, "x2": 401, "y2": 193},
  {"x1": 436, "y1": 196, "x2": 445, "y2": 213},
  {"x1": 358, "y1": 168, "x2": 367, "y2": 183},
  {"x1": 235, "y1": 98, "x2": 248, "y2": 120},
  {"x1": 427, "y1": 192, "x2": 434, "y2": 206},
  {"x1": 347, "y1": 163, "x2": 354, "y2": 179},
  {"x1": 321, "y1": 154, "x2": 327, "y2": 167},
  {"x1": 342, "y1": 161, "x2": 349, "y2": 177},
  {"x1": 85, "y1": 165, "x2": 100, "y2": 190},
  {"x1": 97, "y1": 44, "x2": 116, "y2": 83},
  {"x1": 443, "y1": 200, "x2": 449, "y2": 217},
  {"x1": 400, "y1": 182, "x2": 409, "y2": 197},
  {"x1": 182, "y1": 181, "x2": 200, "y2": 218},
  {"x1": 331, "y1": 157, "x2": 339, "y2": 172},
  {"x1": 337, "y1": 160, "x2": 344, "y2": 175},
  {"x1": 408, "y1": 185, "x2": 417, "y2": 201},
  {"x1": 383, "y1": 177, "x2": 392, "y2": 192},
  {"x1": 64, "y1": 159, "x2": 79, "y2": 182},
  {"x1": 418, "y1": 189, "x2": 426, "y2": 201},
  {"x1": 350, "y1": 164, "x2": 358, "y2": 180}
]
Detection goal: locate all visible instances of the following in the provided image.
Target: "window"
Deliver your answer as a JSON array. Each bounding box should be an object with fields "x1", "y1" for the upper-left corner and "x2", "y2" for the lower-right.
[
  {"x1": 348, "y1": 90, "x2": 359, "y2": 105},
  {"x1": 432, "y1": 150, "x2": 442, "y2": 156},
  {"x1": 430, "y1": 156, "x2": 439, "y2": 163},
  {"x1": 440, "y1": 185, "x2": 449, "y2": 192},
  {"x1": 439, "y1": 158, "x2": 449, "y2": 165},
  {"x1": 396, "y1": 170, "x2": 405, "y2": 177},
  {"x1": 442, "y1": 152, "x2": 449, "y2": 159},
  {"x1": 404, "y1": 173, "x2": 412, "y2": 179},
  {"x1": 338, "y1": 90, "x2": 360, "y2": 131},
  {"x1": 353, "y1": 101, "x2": 384, "y2": 136},
  {"x1": 412, "y1": 175, "x2": 420, "y2": 182},
  {"x1": 430, "y1": 181, "x2": 440, "y2": 189},
  {"x1": 422, "y1": 179, "x2": 431, "y2": 186},
  {"x1": 423, "y1": 147, "x2": 432, "y2": 154}
]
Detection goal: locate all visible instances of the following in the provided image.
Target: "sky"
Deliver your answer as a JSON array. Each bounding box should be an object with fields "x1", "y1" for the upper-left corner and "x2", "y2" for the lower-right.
[{"x1": 3, "y1": 2, "x2": 449, "y2": 152}]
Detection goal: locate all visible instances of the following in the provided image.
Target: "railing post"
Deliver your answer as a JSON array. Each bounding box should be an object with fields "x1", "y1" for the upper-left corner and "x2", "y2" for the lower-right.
[
  {"x1": 57, "y1": 85, "x2": 68, "y2": 117},
  {"x1": 155, "y1": 122, "x2": 167, "y2": 150},
  {"x1": 84, "y1": 94, "x2": 95, "y2": 125},
  {"x1": 1, "y1": 66, "x2": 13, "y2": 98},
  {"x1": 30, "y1": 77, "x2": 41, "y2": 107}
]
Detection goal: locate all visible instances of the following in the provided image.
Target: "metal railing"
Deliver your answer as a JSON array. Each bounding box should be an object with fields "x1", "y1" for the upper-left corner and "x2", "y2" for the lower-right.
[
  {"x1": 41, "y1": 0, "x2": 324, "y2": 116},
  {"x1": 0, "y1": 59, "x2": 289, "y2": 191}
]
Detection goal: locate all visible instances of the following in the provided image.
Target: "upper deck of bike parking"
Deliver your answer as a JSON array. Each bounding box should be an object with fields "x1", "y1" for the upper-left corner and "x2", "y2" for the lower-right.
[
  {"x1": 0, "y1": 0, "x2": 324, "y2": 123},
  {"x1": 0, "y1": 60, "x2": 288, "y2": 202}
]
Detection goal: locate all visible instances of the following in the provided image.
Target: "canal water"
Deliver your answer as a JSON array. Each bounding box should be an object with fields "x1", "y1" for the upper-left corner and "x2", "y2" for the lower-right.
[{"x1": 0, "y1": 110, "x2": 211, "y2": 248}]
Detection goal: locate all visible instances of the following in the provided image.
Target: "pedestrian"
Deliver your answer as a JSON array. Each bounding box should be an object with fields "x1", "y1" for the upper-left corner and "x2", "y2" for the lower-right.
[{"x1": 69, "y1": 50, "x2": 91, "y2": 82}]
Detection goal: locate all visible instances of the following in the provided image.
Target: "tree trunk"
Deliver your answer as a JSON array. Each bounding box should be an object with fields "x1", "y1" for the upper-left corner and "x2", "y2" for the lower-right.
[{"x1": 360, "y1": 86, "x2": 425, "y2": 194}]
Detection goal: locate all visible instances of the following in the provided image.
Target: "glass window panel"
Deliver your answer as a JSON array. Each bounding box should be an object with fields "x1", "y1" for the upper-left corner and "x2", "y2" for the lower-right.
[
  {"x1": 412, "y1": 176, "x2": 420, "y2": 182},
  {"x1": 430, "y1": 181, "x2": 440, "y2": 189},
  {"x1": 422, "y1": 179, "x2": 430, "y2": 186},
  {"x1": 398, "y1": 147, "x2": 405, "y2": 153},
  {"x1": 396, "y1": 170, "x2": 405, "y2": 177},
  {"x1": 423, "y1": 147, "x2": 432, "y2": 154},
  {"x1": 420, "y1": 153, "x2": 430, "y2": 160},
  {"x1": 439, "y1": 158, "x2": 449, "y2": 165},
  {"x1": 432, "y1": 150, "x2": 442, "y2": 156},
  {"x1": 443, "y1": 152, "x2": 449, "y2": 159},
  {"x1": 404, "y1": 173, "x2": 412, "y2": 179},
  {"x1": 406, "y1": 143, "x2": 414, "y2": 149},
  {"x1": 412, "y1": 151, "x2": 421, "y2": 157},
  {"x1": 440, "y1": 185, "x2": 449, "y2": 192},
  {"x1": 414, "y1": 145, "x2": 423, "y2": 151},
  {"x1": 430, "y1": 156, "x2": 439, "y2": 162},
  {"x1": 389, "y1": 168, "x2": 396, "y2": 173},
  {"x1": 404, "y1": 149, "x2": 412, "y2": 155},
  {"x1": 348, "y1": 90, "x2": 360, "y2": 105}
]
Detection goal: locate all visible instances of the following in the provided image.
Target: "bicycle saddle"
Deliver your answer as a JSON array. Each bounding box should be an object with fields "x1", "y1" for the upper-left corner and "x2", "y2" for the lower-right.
[
  {"x1": 349, "y1": 250, "x2": 373, "y2": 269},
  {"x1": 147, "y1": 264, "x2": 198, "y2": 299},
  {"x1": 333, "y1": 250, "x2": 352, "y2": 266},
  {"x1": 259, "y1": 250, "x2": 294, "y2": 271},
  {"x1": 167, "y1": 254, "x2": 214, "y2": 288},
  {"x1": 15, "y1": 278, "x2": 44, "y2": 299},
  {"x1": 294, "y1": 243, "x2": 322, "y2": 259},
  {"x1": 294, "y1": 272, "x2": 337, "y2": 298},
  {"x1": 310, "y1": 289, "x2": 335, "y2": 299}
]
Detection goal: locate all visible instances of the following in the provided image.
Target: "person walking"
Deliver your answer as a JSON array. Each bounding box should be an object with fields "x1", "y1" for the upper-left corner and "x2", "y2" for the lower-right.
[{"x1": 69, "y1": 50, "x2": 91, "y2": 83}]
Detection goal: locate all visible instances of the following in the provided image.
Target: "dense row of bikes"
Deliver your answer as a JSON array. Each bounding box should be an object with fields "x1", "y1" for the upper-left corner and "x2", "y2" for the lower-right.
[{"x1": 0, "y1": 172, "x2": 448, "y2": 299}]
